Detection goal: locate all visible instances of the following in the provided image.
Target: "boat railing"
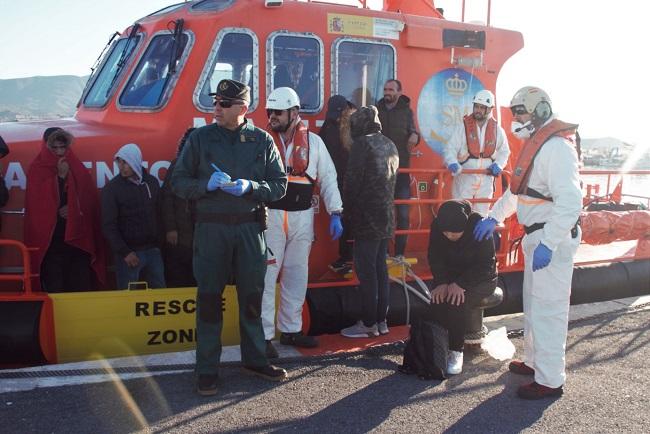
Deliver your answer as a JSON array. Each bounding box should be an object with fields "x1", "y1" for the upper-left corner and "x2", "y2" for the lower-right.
[
  {"x1": 0, "y1": 239, "x2": 37, "y2": 294},
  {"x1": 389, "y1": 167, "x2": 650, "y2": 273}
]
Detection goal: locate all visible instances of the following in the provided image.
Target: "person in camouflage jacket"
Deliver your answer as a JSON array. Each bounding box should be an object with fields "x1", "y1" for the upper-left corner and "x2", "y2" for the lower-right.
[{"x1": 341, "y1": 105, "x2": 399, "y2": 338}]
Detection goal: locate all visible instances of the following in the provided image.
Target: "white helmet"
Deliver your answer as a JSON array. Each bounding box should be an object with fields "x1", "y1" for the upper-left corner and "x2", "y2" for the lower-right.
[
  {"x1": 473, "y1": 89, "x2": 495, "y2": 108},
  {"x1": 266, "y1": 87, "x2": 300, "y2": 110},
  {"x1": 510, "y1": 86, "x2": 552, "y2": 121}
]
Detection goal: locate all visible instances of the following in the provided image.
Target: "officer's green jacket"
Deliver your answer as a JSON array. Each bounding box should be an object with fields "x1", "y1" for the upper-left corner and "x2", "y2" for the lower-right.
[{"x1": 171, "y1": 120, "x2": 287, "y2": 209}]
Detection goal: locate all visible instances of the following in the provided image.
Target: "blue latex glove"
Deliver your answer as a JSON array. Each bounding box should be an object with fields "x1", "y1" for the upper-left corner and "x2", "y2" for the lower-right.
[
  {"x1": 448, "y1": 162, "x2": 461, "y2": 175},
  {"x1": 532, "y1": 242, "x2": 553, "y2": 271},
  {"x1": 488, "y1": 162, "x2": 502, "y2": 176},
  {"x1": 207, "y1": 171, "x2": 231, "y2": 191},
  {"x1": 473, "y1": 217, "x2": 497, "y2": 241},
  {"x1": 329, "y1": 214, "x2": 343, "y2": 240},
  {"x1": 221, "y1": 179, "x2": 252, "y2": 196}
]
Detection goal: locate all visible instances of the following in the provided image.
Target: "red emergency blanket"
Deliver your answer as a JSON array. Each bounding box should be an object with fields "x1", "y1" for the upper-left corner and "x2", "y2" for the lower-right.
[{"x1": 24, "y1": 145, "x2": 106, "y2": 290}]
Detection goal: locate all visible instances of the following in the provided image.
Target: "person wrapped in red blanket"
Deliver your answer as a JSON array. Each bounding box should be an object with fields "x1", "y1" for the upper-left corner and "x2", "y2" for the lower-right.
[{"x1": 24, "y1": 128, "x2": 106, "y2": 292}]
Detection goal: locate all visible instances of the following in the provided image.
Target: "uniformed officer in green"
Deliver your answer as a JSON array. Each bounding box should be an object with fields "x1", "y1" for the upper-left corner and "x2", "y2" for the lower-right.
[{"x1": 171, "y1": 79, "x2": 288, "y2": 396}]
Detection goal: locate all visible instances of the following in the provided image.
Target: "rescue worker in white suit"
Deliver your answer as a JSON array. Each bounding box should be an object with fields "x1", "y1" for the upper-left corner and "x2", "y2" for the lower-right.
[
  {"x1": 474, "y1": 86, "x2": 582, "y2": 400},
  {"x1": 444, "y1": 90, "x2": 510, "y2": 215},
  {"x1": 262, "y1": 87, "x2": 343, "y2": 357}
]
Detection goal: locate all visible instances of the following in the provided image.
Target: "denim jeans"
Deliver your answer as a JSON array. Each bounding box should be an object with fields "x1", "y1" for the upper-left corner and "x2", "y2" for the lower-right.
[
  {"x1": 115, "y1": 247, "x2": 166, "y2": 289},
  {"x1": 354, "y1": 238, "x2": 390, "y2": 327},
  {"x1": 394, "y1": 173, "x2": 410, "y2": 256}
]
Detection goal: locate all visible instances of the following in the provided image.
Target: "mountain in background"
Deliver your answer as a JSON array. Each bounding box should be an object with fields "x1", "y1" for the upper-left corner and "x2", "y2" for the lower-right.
[{"x1": 0, "y1": 75, "x2": 88, "y2": 122}]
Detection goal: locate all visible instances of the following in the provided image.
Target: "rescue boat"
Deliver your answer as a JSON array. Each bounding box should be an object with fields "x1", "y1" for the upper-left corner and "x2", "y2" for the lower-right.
[{"x1": 0, "y1": 0, "x2": 648, "y2": 367}]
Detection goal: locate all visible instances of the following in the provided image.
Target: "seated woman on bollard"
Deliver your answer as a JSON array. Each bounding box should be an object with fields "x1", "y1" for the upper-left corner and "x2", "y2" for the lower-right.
[{"x1": 426, "y1": 199, "x2": 497, "y2": 375}]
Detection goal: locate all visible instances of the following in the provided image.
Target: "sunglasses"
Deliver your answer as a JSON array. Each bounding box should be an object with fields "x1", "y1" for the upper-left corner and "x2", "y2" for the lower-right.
[
  {"x1": 213, "y1": 99, "x2": 244, "y2": 108},
  {"x1": 49, "y1": 144, "x2": 68, "y2": 150},
  {"x1": 266, "y1": 109, "x2": 285, "y2": 117},
  {"x1": 510, "y1": 105, "x2": 528, "y2": 116}
]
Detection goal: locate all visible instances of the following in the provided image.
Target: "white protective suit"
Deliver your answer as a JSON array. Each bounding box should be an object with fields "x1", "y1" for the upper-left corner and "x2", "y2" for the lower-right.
[
  {"x1": 444, "y1": 118, "x2": 510, "y2": 215},
  {"x1": 261, "y1": 129, "x2": 343, "y2": 340},
  {"x1": 488, "y1": 118, "x2": 582, "y2": 388}
]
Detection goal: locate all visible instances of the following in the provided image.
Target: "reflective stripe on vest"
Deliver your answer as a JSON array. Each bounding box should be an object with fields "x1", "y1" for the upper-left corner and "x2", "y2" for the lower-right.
[
  {"x1": 510, "y1": 119, "x2": 578, "y2": 197},
  {"x1": 464, "y1": 115, "x2": 497, "y2": 159}
]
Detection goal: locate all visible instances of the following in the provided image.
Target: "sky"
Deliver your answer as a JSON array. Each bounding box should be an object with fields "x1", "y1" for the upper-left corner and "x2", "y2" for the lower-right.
[{"x1": 0, "y1": 0, "x2": 644, "y2": 147}]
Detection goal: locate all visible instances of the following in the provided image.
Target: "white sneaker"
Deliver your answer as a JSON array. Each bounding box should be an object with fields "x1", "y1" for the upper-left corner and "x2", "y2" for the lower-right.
[
  {"x1": 377, "y1": 320, "x2": 389, "y2": 335},
  {"x1": 341, "y1": 321, "x2": 379, "y2": 338},
  {"x1": 447, "y1": 350, "x2": 463, "y2": 375}
]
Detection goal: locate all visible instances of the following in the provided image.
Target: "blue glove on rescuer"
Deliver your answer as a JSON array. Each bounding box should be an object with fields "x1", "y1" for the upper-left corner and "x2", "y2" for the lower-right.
[
  {"x1": 448, "y1": 162, "x2": 461, "y2": 175},
  {"x1": 207, "y1": 171, "x2": 231, "y2": 191},
  {"x1": 474, "y1": 217, "x2": 497, "y2": 241},
  {"x1": 488, "y1": 162, "x2": 502, "y2": 176},
  {"x1": 330, "y1": 214, "x2": 343, "y2": 240},
  {"x1": 221, "y1": 179, "x2": 252, "y2": 196},
  {"x1": 532, "y1": 242, "x2": 553, "y2": 271}
]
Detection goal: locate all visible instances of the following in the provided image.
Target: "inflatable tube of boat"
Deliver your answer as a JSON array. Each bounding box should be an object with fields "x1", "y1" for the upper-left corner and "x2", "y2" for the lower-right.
[
  {"x1": 0, "y1": 301, "x2": 47, "y2": 365},
  {"x1": 485, "y1": 259, "x2": 650, "y2": 316},
  {"x1": 306, "y1": 259, "x2": 650, "y2": 335}
]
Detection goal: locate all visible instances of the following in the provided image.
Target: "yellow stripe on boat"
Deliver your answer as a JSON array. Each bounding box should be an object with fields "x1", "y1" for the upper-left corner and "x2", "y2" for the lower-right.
[{"x1": 49, "y1": 286, "x2": 242, "y2": 363}]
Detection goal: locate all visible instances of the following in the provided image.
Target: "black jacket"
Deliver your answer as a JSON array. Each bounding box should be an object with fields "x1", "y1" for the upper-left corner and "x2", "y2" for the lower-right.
[
  {"x1": 161, "y1": 160, "x2": 195, "y2": 249},
  {"x1": 376, "y1": 95, "x2": 419, "y2": 168},
  {"x1": 427, "y1": 212, "x2": 497, "y2": 290},
  {"x1": 101, "y1": 170, "x2": 161, "y2": 257},
  {"x1": 319, "y1": 119, "x2": 349, "y2": 189},
  {"x1": 344, "y1": 106, "x2": 399, "y2": 240}
]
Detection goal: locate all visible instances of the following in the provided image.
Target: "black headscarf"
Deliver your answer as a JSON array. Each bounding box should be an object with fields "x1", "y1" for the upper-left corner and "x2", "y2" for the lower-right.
[{"x1": 437, "y1": 199, "x2": 472, "y2": 232}]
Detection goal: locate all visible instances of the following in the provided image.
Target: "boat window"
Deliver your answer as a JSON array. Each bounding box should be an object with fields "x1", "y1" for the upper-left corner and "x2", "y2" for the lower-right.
[
  {"x1": 83, "y1": 35, "x2": 141, "y2": 107},
  {"x1": 119, "y1": 32, "x2": 189, "y2": 108},
  {"x1": 191, "y1": 0, "x2": 236, "y2": 12},
  {"x1": 333, "y1": 39, "x2": 395, "y2": 108},
  {"x1": 269, "y1": 33, "x2": 323, "y2": 112},
  {"x1": 197, "y1": 31, "x2": 256, "y2": 110},
  {"x1": 145, "y1": 3, "x2": 187, "y2": 18}
]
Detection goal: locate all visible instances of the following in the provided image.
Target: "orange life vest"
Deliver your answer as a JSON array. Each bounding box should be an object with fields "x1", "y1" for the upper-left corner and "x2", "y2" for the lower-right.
[
  {"x1": 269, "y1": 120, "x2": 310, "y2": 176},
  {"x1": 510, "y1": 119, "x2": 578, "y2": 198},
  {"x1": 268, "y1": 120, "x2": 314, "y2": 211},
  {"x1": 463, "y1": 115, "x2": 497, "y2": 159}
]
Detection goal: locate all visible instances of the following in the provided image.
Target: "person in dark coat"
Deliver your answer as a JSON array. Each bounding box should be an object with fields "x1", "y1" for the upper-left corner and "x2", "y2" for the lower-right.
[
  {"x1": 161, "y1": 127, "x2": 196, "y2": 287},
  {"x1": 319, "y1": 95, "x2": 356, "y2": 273},
  {"x1": 427, "y1": 199, "x2": 497, "y2": 375},
  {"x1": 376, "y1": 79, "x2": 420, "y2": 259},
  {"x1": 340, "y1": 105, "x2": 399, "y2": 338},
  {"x1": 101, "y1": 143, "x2": 165, "y2": 289}
]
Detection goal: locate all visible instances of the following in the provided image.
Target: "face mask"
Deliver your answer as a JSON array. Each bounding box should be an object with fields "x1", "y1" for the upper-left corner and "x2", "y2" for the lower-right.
[{"x1": 511, "y1": 121, "x2": 533, "y2": 139}]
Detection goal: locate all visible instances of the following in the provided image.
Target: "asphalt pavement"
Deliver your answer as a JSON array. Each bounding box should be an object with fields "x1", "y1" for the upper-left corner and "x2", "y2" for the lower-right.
[{"x1": 1, "y1": 298, "x2": 648, "y2": 434}]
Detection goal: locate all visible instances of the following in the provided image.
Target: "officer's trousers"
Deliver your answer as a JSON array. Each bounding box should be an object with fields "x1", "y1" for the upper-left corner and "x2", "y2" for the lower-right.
[{"x1": 194, "y1": 221, "x2": 268, "y2": 375}]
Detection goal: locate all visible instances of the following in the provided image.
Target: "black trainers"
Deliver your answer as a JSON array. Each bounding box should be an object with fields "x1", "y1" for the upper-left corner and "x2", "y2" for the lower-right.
[
  {"x1": 241, "y1": 364, "x2": 288, "y2": 382},
  {"x1": 266, "y1": 340, "x2": 279, "y2": 359},
  {"x1": 280, "y1": 332, "x2": 318, "y2": 348},
  {"x1": 329, "y1": 259, "x2": 352, "y2": 274},
  {"x1": 196, "y1": 374, "x2": 218, "y2": 396}
]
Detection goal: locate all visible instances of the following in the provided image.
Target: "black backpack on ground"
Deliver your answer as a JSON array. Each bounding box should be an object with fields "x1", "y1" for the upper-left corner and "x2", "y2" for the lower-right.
[{"x1": 399, "y1": 318, "x2": 448, "y2": 381}]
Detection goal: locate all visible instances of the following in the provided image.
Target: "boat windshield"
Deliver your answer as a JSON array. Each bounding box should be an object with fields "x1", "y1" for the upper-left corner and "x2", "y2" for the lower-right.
[
  {"x1": 271, "y1": 34, "x2": 322, "y2": 112},
  {"x1": 83, "y1": 35, "x2": 141, "y2": 107},
  {"x1": 335, "y1": 40, "x2": 395, "y2": 108},
  {"x1": 119, "y1": 32, "x2": 189, "y2": 108},
  {"x1": 198, "y1": 31, "x2": 255, "y2": 110},
  {"x1": 191, "y1": 0, "x2": 236, "y2": 13}
]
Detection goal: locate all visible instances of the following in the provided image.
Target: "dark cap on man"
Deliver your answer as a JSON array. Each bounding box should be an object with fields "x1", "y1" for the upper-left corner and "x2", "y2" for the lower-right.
[
  {"x1": 326, "y1": 95, "x2": 355, "y2": 120},
  {"x1": 437, "y1": 199, "x2": 472, "y2": 233},
  {"x1": 209, "y1": 79, "x2": 250, "y2": 103}
]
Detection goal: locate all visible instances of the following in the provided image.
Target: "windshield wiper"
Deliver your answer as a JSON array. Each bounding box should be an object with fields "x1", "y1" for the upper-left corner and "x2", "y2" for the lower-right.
[
  {"x1": 166, "y1": 19, "x2": 185, "y2": 77},
  {"x1": 106, "y1": 23, "x2": 141, "y2": 97},
  {"x1": 77, "y1": 32, "x2": 119, "y2": 107}
]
